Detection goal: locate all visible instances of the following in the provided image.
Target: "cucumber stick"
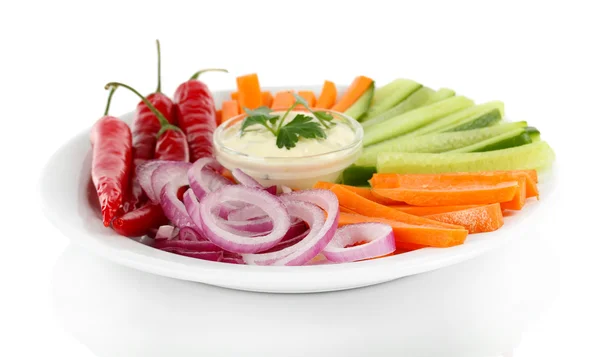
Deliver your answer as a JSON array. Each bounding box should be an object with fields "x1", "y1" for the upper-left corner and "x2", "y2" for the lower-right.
[
  {"x1": 341, "y1": 165, "x2": 377, "y2": 186},
  {"x1": 525, "y1": 126, "x2": 541, "y2": 142},
  {"x1": 376, "y1": 141, "x2": 555, "y2": 174},
  {"x1": 407, "y1": 101, "x2": 504, "y2": 136},
  {"x1": 361, "y1": 87, "x2": 454, "y2": 129},
  {"x1": 364, "y1": 79, "x2": 422, "y2": 120},
  {"x1": 363, "y1": 96, "x2": 474, "y2": 146},
  {"x1": 344, "y1": 83, "x2": 374, "y2": 121},
  {"x1": 449, "y1": 128, "x2": 532, "y2": 153},
  {"x1": 355, "y1": 121, "x2": 528, "y2": 166}
]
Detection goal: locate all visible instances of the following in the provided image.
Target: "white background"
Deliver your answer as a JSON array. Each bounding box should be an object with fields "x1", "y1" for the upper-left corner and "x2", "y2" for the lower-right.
[{"x1": 1, "y1": 0, "x2": 599, "y2": 356}]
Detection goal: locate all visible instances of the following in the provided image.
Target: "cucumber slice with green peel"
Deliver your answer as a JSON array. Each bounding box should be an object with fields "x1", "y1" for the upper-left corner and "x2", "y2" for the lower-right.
[
  {"x1": 344, "y1": 83, "x2": 374, "y2": 121},
  {"x1": 449, "y1": 128, "x2": 532, "y2": 153},
  {"x1": 525, "y1": 126, "x2": 541, "y2": 142},
  {"x1": 362, "y1": 87, "x2": 439, "y2": 129},
  {"x1": 363, "y1": 87, "x2": 456, "y2": 130},
  {"x1": 341, "y1": 165, "x2": 377, "y2": 186},
  {"x1": 364, "y1": 79, "x2": 422, "y2": 120},
  {"x1": 355, "y1": 121, "x2": 528, "y2": 166},
  {"x1": 447, "y1": 109, "x2": 502, "y2": 132},
  {"x1": 376, "y1": 141, "x2": 555, "y2": 174},
  {"x1": 363, "y1": 96, "x2": 474, "y2": 146},
  {"x1": 407, "y1": 101, "x2": 504, "y2": 136}
]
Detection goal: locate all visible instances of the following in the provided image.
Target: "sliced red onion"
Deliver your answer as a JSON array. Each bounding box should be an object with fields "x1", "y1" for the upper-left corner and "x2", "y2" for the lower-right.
[
  {"x1": 322, "y1": 223, "x2": 395, "y2": 263},
  {"x1": 158, "y1": 169, "x2": 195, "y2": 229},
  {"x1": 281, "y1": 185, "x2": 293, "y2": 194},
  {"x1": 136, "y1": 161, "x2": 164, "y2": 202},
  {"x1": 232, "y1": 168, "x2": 263, "y2": 188},
  {"x1": 188, "y1": 185, "x2": 291, "y2": 253},
  {"x1": 187, "y1": 158, "x2": 231, "y2": 200},
  {"x1": 221, "y1": 215, "x2": 273, "y2": 234},
  {"x1": 152, "y1": 239, "x2": 221, "y2": 252},
  {"x1": 227, "y1": 205, "x2": 266, "y2": 221},
  {"x1": 178, "y1": 226, "x2": 208, "y2": 241},
  {"x1": 266, "y1": 185, "x2": 277, "y2": 195},
  {"x1": 150, "y1": 161, "x2": 191, "y2": 205},
  {"x1": 242, "y1": 189, "x2": 339, "y2": 266},
  {"x1": 263, "y1": 229, "x2": 309, "y2": 253},
  {"x1": 221, "y1": 257, "x2": 245, "y2": 264},
  {"x1": 155, "y1": 225, "x2": 179, "y2": 241},
  {"x1": 162, "y1": 249, "x2": 223, "y2": 261}
]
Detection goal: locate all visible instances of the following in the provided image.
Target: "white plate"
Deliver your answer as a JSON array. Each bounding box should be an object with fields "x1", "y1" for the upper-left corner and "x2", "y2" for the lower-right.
[{"x1": 40, "y1": 85, "x2": 557, "y2": 293}]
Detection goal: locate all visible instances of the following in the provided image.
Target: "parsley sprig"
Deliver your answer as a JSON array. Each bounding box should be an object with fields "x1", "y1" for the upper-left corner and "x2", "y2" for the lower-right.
[{"x1": 240, "y1": 93, "x2": 335, "y2": 150}]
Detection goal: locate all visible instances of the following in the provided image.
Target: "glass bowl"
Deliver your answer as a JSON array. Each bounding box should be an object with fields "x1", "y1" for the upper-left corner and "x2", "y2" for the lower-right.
[{"x1": 213, "y1": 109, "x2": 364, "y2": 190}]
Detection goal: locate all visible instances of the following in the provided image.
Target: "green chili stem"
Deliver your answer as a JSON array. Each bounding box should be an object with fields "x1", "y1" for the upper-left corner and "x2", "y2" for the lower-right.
[
  {"x1": 155, "y1": 39, "x2": 163, "y2": 93},
  {"x1": 105, "y1": 82, "x2": 171, "y2": 128},
  {"x1": 104, "y1": 86, "x2": 117, "y2": 116},
  {"x1": 189, "y1": 68, "x2": 228, "y2": 80}
]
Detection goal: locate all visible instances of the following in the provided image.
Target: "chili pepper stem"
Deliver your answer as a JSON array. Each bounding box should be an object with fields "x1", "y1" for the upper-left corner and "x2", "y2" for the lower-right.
[
  {"x1": 103, "y1": 86, "x2": 117, "y2": 116},
  {"x1": 155, "y1": 39, "x2": 162, "y2": 93},
  {"x1": 105, "y1": 82, "x2": 177, "y2": 137},
  {"x1": 189, "y1": 68, "x2": 228, "y2": 80}
]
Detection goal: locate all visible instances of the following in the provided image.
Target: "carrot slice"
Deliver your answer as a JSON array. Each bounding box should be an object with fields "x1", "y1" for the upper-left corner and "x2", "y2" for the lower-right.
[
  {"x1": 338, "y1": 212, "x2": 467, "y2": 248},
  {"x1": 331, "y1": 76, "x2": 374, "y2": 112},
  {"x1": 315, "y1": 80, "x2": 337, "y2": 109},
  {"x1": 215, "y1": 110, "x2": 222, "y2": 126},
  {"x1": 499, "y1": 176, "x2": 527, "y2": 210},
  {"x1": 370, "y1": 170, "x2": 538, "y2": 198},
  {"x1": 261, "y1": 91, "x2": 273, "y2": 108},
  {"x1": 221, "y1": 100, "x2": 240, "y2": 123},
  {"x1": 313, "y1": 181, "x2": 398, "y2": 205},
  {"x1": 298, "y1": 90, "x2": 316, "y2": 107},
  {"x1": 236, "y1": 74, "x2": 262, "y2": 110},
  {"x1": 331, "y1": 185, "x2": 465, "y2": 230},
  {"x1": 230, "y1": 91, "x2": 239, "y2": 101},
  {"x1": 391, "y1": 204, "x2": 482, "y2": 216},
  {"x1": 373, "y1": 182, "x2": 519, "y2": 206},
  {"x1": 271, "y1": 91, "x2": 296, "y2": 109},
  {"x1": 339, "y1": 206, "x2": 358, "y2": 214},
  {"x1": 425, "y1": 204, "x2": 504, "y2": 233}
]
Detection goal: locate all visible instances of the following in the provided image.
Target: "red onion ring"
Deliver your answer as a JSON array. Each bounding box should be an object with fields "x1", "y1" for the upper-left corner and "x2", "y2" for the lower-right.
[
  {"x1": 150, "y1": 162, "x2": 191, "y2": 205},
  {"x1": 178, "y1": 226, "x2": 208, "y2": 241},
  {"x1": 232, "y1": 168, "x2": 263, "y2": 188},
  {"x1": 136, "y1": 161, "x2": 164, "y2": 202},
  {"x1": 187, "y1": 158, "x2": 231, "y2": 200},
  {"x1": 221, "y1": 257, "x2": 245, "y2": 264},
  {"x1": 322, "y1": 223, "x2": 396, "y2": 263},
  {"x1": 152, "y1": 239, "x2": 222, "y2": 252},
  {"x1": 242, "y1": 189, "x2": 339, "y2": 266},
  {"x1": 188, "y1": 185, "x2": 291, "y2": 254},
  {"x1": 161, "y1": 249, "x2": 223, "y2": 261}
]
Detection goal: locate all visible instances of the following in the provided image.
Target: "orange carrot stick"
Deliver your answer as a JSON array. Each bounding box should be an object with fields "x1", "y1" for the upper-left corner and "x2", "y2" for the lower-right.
[
  {"x1": 331, "y1": 76, "x2": 374, "y2": 112},
  {"x1": 261, "y1": 91, "x2": 273, "y2": 107},
  {"x1": 315, "y1": 80, "x2": 337, "y2": 109},
  {"x1": 338, "y1": 212, "x2": 467, "y2": 248},
  {"x1": 230, "y1": 91, "x2": 239, "y2": 101},
  {"x1": 370, "y1": 170, "x2": 538, "y2": 198},
  {"x1": 313, "y1": 181, "x2": 398, "y2": 205},
  {"x1": 236, "y1": 73, "x2": 262, "y2": 110},
  {"x1": 339, "y1": 206, "x2": 359, "y2": 214},
  {"x1": 271, "y1": 91, "x2": 296, "y2": 109},
  {"x1": 298, "y1": 90, "x2": 316, "y2": 107},
  {"x1": 425, "y1": 204, "x2": 504, "y2": 233},
  {"x1": 372, "y1": 182, "x2": 519, "y2": 206},
  {"x1": 221, "y1": 100, "x2": 240, "y2": 123},
  {"x1": 331, "y1": 185, "x2": 466, "y2": 230},
  {"x1": 391, "y1": 204, "x2": 482, "y2": 216}
]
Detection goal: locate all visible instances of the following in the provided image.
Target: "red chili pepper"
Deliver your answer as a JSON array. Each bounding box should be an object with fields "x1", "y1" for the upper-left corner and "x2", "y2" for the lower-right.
[
  {"x1": 112, "y1": 202, "x2": 169, "y2": 237},
  {"x1": 107, "y1": 82, "x2": 189, "y2": 162},
  {"x1": 90, "y1": 87, "x2": 133, "y2": 227},
  {"x1": 174, "y1": 69, "x2": 227, "y2": 162},
  {"x1": 128, "y1": 40, "x2": 176, "y2": 210}
]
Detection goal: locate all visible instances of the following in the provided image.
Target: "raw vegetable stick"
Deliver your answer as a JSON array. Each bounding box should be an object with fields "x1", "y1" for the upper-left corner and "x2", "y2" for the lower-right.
[
  {"x1": 298, "y1": 90, "x2": 316, "y2": 107},
  {"x1": 236, "y1": 73, "x2": 262, "y2": 110},
  {"x1": 315, "y1": 80, "x2": 337, "y2": 109},
  {"x1": 313, "y1": 181, "x2": 399, "y2": 205},
  {"x1": 338, "y1": 212, "x2": 467, "y2": 248},
  {"x1": 261, "y1": 91, "x2": 273, "y2": 107},
  {"x1": 372, "y1": 181, "x2": 520, "y2": 206},
  {"x1": 340, "y1": 206, "x2": 359, "y2": 214},
  {"x1": 391, "y1": 204, "x2": 482, "y2": 216},
  {"x1": 271, "y1": 91, "x2": 296, "y2": 109},
  {"x1": 425, "y1": 203, "x2": 504, "y2": 234},
  {"x1": 330, "y1": 185, "x2": 466, "y2": 230},
  {"x1": 370, "y1": 171, "x2": 538, "y2": 199},
  {"x1": 231, "y1": 92, "x2": 239, "y2": 100},
  {"x1": 221, "y1": 100, "x2": 240, "y2": 122},
  {"x1": 331, "y1": 76, "x2": 374, "y2": 112}
]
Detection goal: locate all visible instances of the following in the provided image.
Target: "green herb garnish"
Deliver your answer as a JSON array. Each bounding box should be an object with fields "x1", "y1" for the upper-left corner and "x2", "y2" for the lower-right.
[{"x1": 240, "y1": 93, "x2": 335, "y2": 150}]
